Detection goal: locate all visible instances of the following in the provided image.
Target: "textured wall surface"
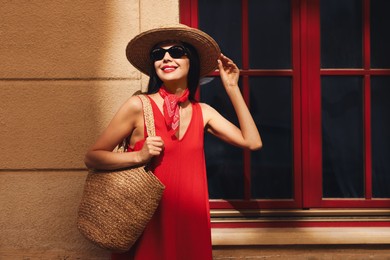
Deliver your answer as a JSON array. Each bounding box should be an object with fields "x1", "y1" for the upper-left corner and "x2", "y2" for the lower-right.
[
  {"x1": 0, "y1": 0, "x2": 179, "y2": 258},
  {"x1": 1, "y1": 1, "x2": 390, "y2": 259}
]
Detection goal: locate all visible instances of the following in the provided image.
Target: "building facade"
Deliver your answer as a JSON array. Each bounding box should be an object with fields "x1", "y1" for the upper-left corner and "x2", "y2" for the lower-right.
[{"x1": 1, "y1": 0, "x2": 389, "y2": 259}]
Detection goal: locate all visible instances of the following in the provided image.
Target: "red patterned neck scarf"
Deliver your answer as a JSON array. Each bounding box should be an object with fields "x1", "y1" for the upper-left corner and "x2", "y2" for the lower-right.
[{"x1": 158, "y1": 86, "x2": 190, "y2": 133}]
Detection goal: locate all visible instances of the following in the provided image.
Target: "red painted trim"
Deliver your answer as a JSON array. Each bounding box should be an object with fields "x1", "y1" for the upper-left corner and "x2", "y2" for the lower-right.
[
  {"x1": 320, "y1": 70, "x2": 367, "y2": 75},
  {"x1": 243, "y1": 79, "x2": 251, "y2": 200},
  {"x1": 303, "y1": 0, "x2": 322, "y2": 207},
  {"x1": 210, "y1": 199, "x2": 390, "y2": 209},
  {"x1": 319, "y1": 69, "x2": 390, "y2": 75},
  {"x1": 210, "y1": 196, "x2": 390, "y2": 209},
  {"x1": 241, "y1": 0, "x2": 251, "y2": 200},
  {"x1": 369, "y1": 69, "x2": 390, "y2": 75},
  {"x1": 180, "y1": 0, "x2": 199, "y2": 27},
  {"x1": 363, "y1": 0, "x2": 372, "y2": 199},
  {"x1": 309, "y1": 0, "x2": 323, "y2": 207},
  {"x1": 292, "y1": 0, "x2": 303, "y2": 208},
  {"x1": 364, "y1": 73, "x2": 373, "y2": 199},
  {"x1": 211, "y1": 221, "x2": 390, "y2": 228},
  {"x1": 363, "y1": 0, "x2": 371, "y2": 71},
  {"x1": 300, "y1": 0, "x2": 310, "y2": 208},
  {"x1": 190, "y1": 0, "x2": 198, "y2": 27},
  {"x1": 210, "y1": 70, "x2": 294, "y2": 76},
  {"x1": 314, "y1": 199, "x2": 390, "y2": 208},
  {"x1": 179, "y1": 0, "x2": 190, "y2": 25},
  {"x1": 210, "y1": 200, "x2": 297, "y2": 209},
  {"x1": 241, "y1": 0, "x2": 249, "y2": 70}
]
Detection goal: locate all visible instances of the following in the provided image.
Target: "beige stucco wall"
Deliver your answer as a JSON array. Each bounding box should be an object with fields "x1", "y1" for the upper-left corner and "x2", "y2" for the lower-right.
[{"x1": 0, "y1": 1, "x2": 179, "y2": 259}]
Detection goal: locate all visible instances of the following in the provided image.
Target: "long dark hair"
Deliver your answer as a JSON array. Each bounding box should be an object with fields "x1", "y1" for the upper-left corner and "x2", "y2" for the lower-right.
[{"x1": 146, "y1": 42, "x2": 200, "y2": 101}]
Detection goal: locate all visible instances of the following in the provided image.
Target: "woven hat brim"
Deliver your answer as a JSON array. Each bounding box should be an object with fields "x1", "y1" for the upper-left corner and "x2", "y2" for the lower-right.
[{"x1": 126, "y1": 25, "x2": 221, "y2": 77}]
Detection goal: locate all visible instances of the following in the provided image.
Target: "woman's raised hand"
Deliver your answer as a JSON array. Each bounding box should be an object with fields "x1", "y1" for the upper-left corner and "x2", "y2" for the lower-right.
[{"x1": 217, "y1": 54, "x2": 240, "y2": 90}]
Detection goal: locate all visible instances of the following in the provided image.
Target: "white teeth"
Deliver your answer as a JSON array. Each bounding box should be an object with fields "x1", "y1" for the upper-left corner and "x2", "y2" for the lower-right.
[{"x1": 163, "y1": 67, "x2": 175, "y2": 72}]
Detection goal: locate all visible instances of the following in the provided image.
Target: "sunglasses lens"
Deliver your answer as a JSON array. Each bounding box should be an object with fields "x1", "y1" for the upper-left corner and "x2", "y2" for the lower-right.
[
  {"x1": 151, "y1": 49, "x2": 165, "y2": 61},
  {"x1": 168, "y1": 46, "x2": 186, "y2": 58},
  {"x1": 150, "y1": 46, "x2": 186, "y2": 61}
]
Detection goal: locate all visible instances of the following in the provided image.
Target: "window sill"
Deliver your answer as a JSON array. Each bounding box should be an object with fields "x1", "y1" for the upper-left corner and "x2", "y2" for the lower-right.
[
  {"x1": 211, "y1": 227, "x2": 390, "y2": 245},
  {"x1": 210, "y1": 209, "x2": 390, "y2": 245}
]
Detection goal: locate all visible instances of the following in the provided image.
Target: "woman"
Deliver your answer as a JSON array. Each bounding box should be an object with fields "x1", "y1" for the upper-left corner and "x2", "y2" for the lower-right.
[{"x1": 84, "y1": 24, "x2": 262, "y2": 260}]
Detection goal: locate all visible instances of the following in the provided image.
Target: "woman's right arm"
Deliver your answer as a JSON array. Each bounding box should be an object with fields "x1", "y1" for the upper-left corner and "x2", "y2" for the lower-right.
[{"x1": 84, "y1": 95, "x2": 164, "y2": 170}]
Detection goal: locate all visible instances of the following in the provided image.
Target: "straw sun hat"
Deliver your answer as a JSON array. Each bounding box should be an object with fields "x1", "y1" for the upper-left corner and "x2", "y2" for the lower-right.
[{"x1": 126, "y1": 24, "x2": 221, "y2": 77}]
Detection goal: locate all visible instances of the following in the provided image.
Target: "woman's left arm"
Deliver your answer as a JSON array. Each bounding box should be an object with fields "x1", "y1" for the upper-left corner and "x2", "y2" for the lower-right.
[{"x1": 203, "y1": 54, "x2": 262, "y2": 151}]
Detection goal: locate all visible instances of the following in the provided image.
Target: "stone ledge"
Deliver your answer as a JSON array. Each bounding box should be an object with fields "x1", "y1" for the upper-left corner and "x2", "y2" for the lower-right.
[
  {"x1": 212, "y1": 227, "x2": 390, "y2": 245},
  {"x1": 212, "y1": 245, "x2": 390, "y2": 260},
  {"x1": 0, "y1": 249, "x2": 108, "y2": 260}
]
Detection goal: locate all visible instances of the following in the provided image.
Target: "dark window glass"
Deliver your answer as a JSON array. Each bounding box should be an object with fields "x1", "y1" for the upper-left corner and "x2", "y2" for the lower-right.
[
  {"x1": 198, "y1": 0, "x2": 242, "y2": 68},
  {"x1": 250, "y1": 77, "x2": 293, "y2": 199},
  {"x1": 371, "y1": 77, "x2": 390, "y2": 198},
  {"x1": 248, "y1": 0, "x2": 291, "y2": 69},
  {"x1": 322, "y1": 76, "x2": 364, "y2": 198},
  {"x1": 371, "y1": 0, "x2": 390, "y2": 68},
  {"x1": 201, "y1": 78, "x2": 244, "y2": 199},
  {"x1": 320, "y1": 0, "x2": 362, "y2": 68}
]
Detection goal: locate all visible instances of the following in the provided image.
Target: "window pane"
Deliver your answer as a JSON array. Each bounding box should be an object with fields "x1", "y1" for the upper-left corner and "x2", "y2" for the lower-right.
[
  {"x1": 322, "y1": 76, "x2": 364, "y2": 198},
  {"x1": 201, "y1": 78, "x2": 244, "y2": 199},
  {"x1": 371, "y1": 0, "x2": 390, "y2": 68},
  {"x1": 198, "y1": 0, "x2": 242, "y2": 68},
  {"x1": 248, "y1": 0, "x2": 291, "y2": 69},
  {"x1": 371, "y1": 77, "x2": 390, "y2": 198},
  {"x1": 250, "y1": 77, "x2": 293, "y2": 199},
  {"x1": 320, "y1": 0, "x2": 362, "y2": 68}
]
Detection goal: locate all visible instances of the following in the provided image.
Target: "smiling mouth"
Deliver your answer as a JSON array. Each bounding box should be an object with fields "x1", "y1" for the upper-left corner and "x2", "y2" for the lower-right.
[{"x1": 162, "y1": 66, "x2": 177, "y2": 73}]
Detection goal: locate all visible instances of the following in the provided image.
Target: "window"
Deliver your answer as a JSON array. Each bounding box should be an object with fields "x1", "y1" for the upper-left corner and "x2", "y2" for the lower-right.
[{"x1": 180, "y1": 0, "x2": 390, "y2": 215}]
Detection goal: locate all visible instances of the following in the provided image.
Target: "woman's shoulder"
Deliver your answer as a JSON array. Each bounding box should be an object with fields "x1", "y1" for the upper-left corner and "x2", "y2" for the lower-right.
[
  {"x1": 119, "y1": 94, "x2": 145, "y2": 115},
  {"x1": 198, "y1": 102, "x2": 218, "y2": 123},
  {"x1": 199, "y1": 102, "x2": 215, "y2": 112}
]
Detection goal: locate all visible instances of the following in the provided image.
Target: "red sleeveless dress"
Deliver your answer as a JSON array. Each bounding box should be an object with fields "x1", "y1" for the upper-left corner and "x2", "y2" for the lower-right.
[{"x1": 111, "y1": 96, "x2": 212, "y2": 260}]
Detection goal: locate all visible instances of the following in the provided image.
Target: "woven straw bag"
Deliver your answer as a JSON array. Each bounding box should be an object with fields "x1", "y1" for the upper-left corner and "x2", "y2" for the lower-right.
[{"x1": 77, "y1": 94, "x2": 165, "y2": 252}]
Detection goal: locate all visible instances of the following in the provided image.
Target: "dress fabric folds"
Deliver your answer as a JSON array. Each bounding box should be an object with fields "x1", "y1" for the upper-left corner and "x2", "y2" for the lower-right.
[{"x1": 111, "y1": 97, "x2": 212, "y2": 260}]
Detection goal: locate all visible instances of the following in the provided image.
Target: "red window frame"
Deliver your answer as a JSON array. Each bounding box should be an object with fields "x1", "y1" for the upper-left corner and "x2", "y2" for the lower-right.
[
  {"x1": 180, "y1": 0, "x2": 390, "y2": 210},
  {"x1": 304, "y1": 0, "x2": 390, "y2": 208}
]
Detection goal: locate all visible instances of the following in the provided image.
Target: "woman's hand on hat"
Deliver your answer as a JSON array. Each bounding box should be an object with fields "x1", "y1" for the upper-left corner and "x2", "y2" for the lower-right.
[
  {"x1": 217, "y1": 54, "x2": 240, "y2": 90},
  {"x1": 137, "y1": 136, "x2": 164, "y2": 163}
]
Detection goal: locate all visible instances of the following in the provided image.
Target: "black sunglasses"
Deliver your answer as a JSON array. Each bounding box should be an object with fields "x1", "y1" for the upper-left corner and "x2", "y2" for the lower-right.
[{"x1": 150, "y1": 45, "x2": 187, "y2": 61}]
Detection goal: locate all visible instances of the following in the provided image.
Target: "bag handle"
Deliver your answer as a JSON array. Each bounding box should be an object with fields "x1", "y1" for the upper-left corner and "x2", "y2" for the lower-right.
[
  {"x1": 137, "y1": 95, "x2": 155, "y2": 137},
  {"x1": 116, "y1": 94, "x2": 155, "y2": 152}
]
